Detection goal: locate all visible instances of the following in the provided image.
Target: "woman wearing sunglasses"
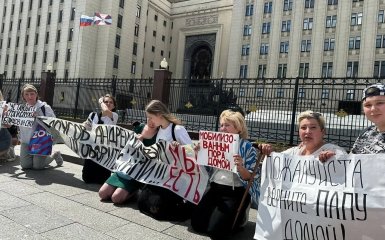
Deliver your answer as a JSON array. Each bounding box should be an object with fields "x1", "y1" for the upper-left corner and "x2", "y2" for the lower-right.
[
  {"x1": 351, "y1": 83, "x2": 385, "y2": 154},
  {"x1": 82, "y1": 94, "x2": 118, "y2": 184}
]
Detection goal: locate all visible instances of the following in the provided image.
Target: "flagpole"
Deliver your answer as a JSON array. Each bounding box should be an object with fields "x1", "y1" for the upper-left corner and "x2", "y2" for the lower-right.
[{"x1": 74, "y1": 11, "x2": 82, "y2": 78}]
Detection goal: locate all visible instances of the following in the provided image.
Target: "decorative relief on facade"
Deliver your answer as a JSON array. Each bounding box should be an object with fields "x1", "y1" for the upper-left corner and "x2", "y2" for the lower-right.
[{"x1": 186, "y1": 14, "x2": 218, "y2": 27}]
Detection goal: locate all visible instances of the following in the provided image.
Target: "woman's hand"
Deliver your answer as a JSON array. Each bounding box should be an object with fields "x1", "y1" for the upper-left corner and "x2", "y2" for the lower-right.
[
  {"x1": 82, "y1": 120, "x2": 92, "y2": 131},
  {"x1": 318, "y1": 150, "x2": 335, "y2": 162},
  {"x1": 259, "y1": 143, "x2": 272, "y2": 156},
  {"x1": 234, "y1": 154, "x2": 252, "y2": 180},
  {"x1": 171, "y1": 141, "x2": 180, "y2": 147},
  {"x1": 193, "y1": 142, "x2": 201, "y2": 152}
]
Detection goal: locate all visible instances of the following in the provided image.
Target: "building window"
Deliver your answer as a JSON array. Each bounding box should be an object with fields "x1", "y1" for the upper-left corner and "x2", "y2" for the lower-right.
[
  {"x1": 240, "y1": 65, "x2": 248, "y2": 78},
  {"x1": 136, "y1": 5, "x2": 141, "y2": 18},
  {"x1": 14, "y1": 54, "x2": 18, "y2": 65},
  {"x1": 7, "y1": 38, "x2": 11, "y2": 48},
  {"x1": 150, "y1": 61, "x2": 154, "y2": 68},
  {"x1": 301, "y1": 40, "x2": 311, "y2": 52},
  {"x1": 376, "y1": 35, "x2": 385, "y2": 48},
  {"x1": 117, "y1": 15, "x2": 123, "y2": 28},
  {"x1": 303, "y1": 18, "x2": 313, "y2": 30},
  {"x1": 244, "y1": 25, "x2": 252, "y2": 36},
  {"x1": 154, "y1": 15, "x2": 158, "y2": 21},
  {"x1": 131, "y1": 61, "x2": 136, "y2": 74},
  {"x1": 16, "y1": 36, "x2": 19, "y2": 47},
  {"x1": 283, "y1": 0, "x2": 293, "y2": 11},
  {"x1": 56, "y1": 30, "x2": 61, "y2": 42},
  {"x1": 374, "y1": 61, "x2": 385, "y2": 77},
  {"x1": 71, "y1": 8, "x2": 75, "y2": 20},
  {"x1": 246, "y1": 4, "x2": 254, "y2": 15},
  {"x1": 277, "y1": 64, "x2": 287, "y2": 78},
  {"x1": 324, "y1": 38, "x2": 335, "y2": 51},
  {"x1": 115, "y1": 34, "x2": 121, "y2": 48},
  {"x1": 5, "y1": 54, "x2": 9, "y2": 65},
  {"x1": 162, "y1": 35, "x2": 165, "y2": 41},
  {"x1": 262, "y1": 22, "x2": 270, "y2": 34},
  {"x1": 45, "y1": 32, "x2": 49, "y2": 44},
  {"x1": 322, "y1": 62, "x2": 333, "y2": 77},
  {"x1": 18, "y1": 19, "x2": 21, "y2": 30},
  {"x1": 263, "y1": 2, "x2": 272, "y2": 14},
  {"x1": 298, "y1": 88, "x2": 306, "y2": 99},
  {"x1": 27, "y1": 17, "x2": 31, "y2": 28},
  {"x1": 58, "y1": 10, "x2": 63, "y2": 23},
  {"x1": 54, "y1": 50, "x2": 58, "y2": 62},
  {"x1": 151, "y1": 46, "x2": 155, "y2": 52},
  {"x1": 239, "y1": 88, "x2": 246, "y2": 97},
  {"x1": 276, "y1": 88, "x2": 284, "y2": 98},
  {"x1": 25, "y1": 35, "x2": 29, "y2": 46},
  {"x1": 351, "y1": 12, "x2": 363, "y2": 26},
  {"x1": 260, "y1": 43, "x2": 269, "y2": 55},
  {"x1": 280, "y1": 41, "x2": 289, "y2": 53},
  {"x1": 47, "y1": 13, "x2": 51, "y2": 25},
  {"x1": 9, "y1": 21, "x2": 13, "y2": 31},
  {"x1": 346, "y1": 90, "x2": 355, "y2": 100},
  {"x1": 241, "y1": 44, "x2": 250, "y2": 56},
  {"x1": 321, "y1": 89, "x2": 330, "y2": 99},
  {"x1": 347, "y1": 61, "x2": 359, "y2": 77},
  {"x1": 304, "y1": 0, "x2": 314, "y2": 9},
  {"x1": 256, "y1": 87, "x2": 264, "y2": 97},
  {"x1": 43, "y1": 51, "x2": 47, "y2": 63},
  {"x1": 133, "y1": 42, "x2": 137, "y2": 55},
  {"x1": 35, "y1": 33, "x2": 39, "y2": 45},
  {"x1": 258, "y1": 65, "x2": 266, "y2": 78},
  {"x1": 113, "y1": 55, "x2": 119, "y2": 68},
  {"x1": 68, "y1": 28, "x2": 73, "y2": 41},
  {"x1": 328, "y1": 0, "x2": 338, "y2": 5},
  {"x1": 348, "y1": 36, "x2": 361, "y2": 49},
  {"x1": 134, "y1": 24, "x2": 139, "y2": 36},
  {"x1": 163, "y1": 20, "x2": 167, "y2": 27},
  {"x1": 66, "y1": 49, "x2": 71, "y2": 62},
  {"x1": 33, "y1": 52, "x2": 37, "y2": 63},
  {"x1": 281, "y1": 20, "x2": 291, "y2": 32},
  {"x1": 326, "y1": 15, "x2": 337, "y2": 28},
  {"x1": 299, "y1": 63, "x2": 309, "y2": 78},
  {"x1": 379, "y1": 10, "x2": 385, "y2": 23},
  {"x1": 119, "y1": 0, "x2": 125, "y2": 8},
  {"x1": 153, "y1": 30, "x2": 156, "y2": 37}
]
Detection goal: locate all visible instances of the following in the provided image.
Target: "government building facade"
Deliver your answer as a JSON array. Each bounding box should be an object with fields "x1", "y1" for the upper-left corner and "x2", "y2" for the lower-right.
[{"x1": 1, "y1": 0, "x2": 385, "y2": 79}]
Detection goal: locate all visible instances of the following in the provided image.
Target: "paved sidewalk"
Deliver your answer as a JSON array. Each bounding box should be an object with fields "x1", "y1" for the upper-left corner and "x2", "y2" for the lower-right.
[{"x1": 0, "y1": 144, "x2": 257, "y2": 240}]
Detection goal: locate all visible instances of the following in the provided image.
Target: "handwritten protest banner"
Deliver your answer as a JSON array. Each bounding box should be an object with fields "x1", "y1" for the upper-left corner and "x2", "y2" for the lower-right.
[
  {"x1": 197, "y1": 130, "x2": 239, "y2": 172},
  {"x1": 38, "y1": 117, "x2": 208, "y2": 204},
  {"x1": 0, "y1": 101, "x2": 5, "y2": 128},
  {"x1": 2, "y1": 102, "x2": 36, "y2": 127},
  {"x1": 116, "y1": 140, "x2": 209, "y2": 204},
  {"x1": 254, "y1": 152, "x2": 385, "y2": 240}
]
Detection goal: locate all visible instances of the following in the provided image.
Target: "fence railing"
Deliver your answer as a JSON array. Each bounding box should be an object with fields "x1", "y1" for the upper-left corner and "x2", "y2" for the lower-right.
[{"x1": 1, "y1": 76, "x2": 383, "y2": 150}]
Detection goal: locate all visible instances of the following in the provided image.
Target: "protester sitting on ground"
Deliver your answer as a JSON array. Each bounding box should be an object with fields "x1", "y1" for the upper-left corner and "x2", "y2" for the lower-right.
[
  {"x1": 98, "y1": 121, "x2": 158, "y2": 204},
  {"x1": 191, "y1": 109, "x2": 262, "y2": 239},
  {"x1": 282, "y1": 110, "x2": 347, "y2": 160},
  {"x1": 0, "y1": 90, "x2": 13, "y2": 161},
  {"x1": 18, "y1": 84, "x2": 63, "y2": 169},
  {"x1": 351, "y1": 83, "x2": 385, "y2": 154},
  {"x1": 136, "y1": 99, "x2": 195, "y2": 221},
  {"x1": 82, "y1": 94, "x2": 118, "y2": 184}
]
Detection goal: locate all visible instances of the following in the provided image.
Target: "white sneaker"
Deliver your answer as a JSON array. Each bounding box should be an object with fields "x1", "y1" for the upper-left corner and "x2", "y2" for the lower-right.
[{"x1": 52, "y1": 151, "x2": 64, "y2": 166}]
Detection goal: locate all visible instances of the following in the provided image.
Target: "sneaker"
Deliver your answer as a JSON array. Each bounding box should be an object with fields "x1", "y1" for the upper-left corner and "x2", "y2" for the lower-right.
[{"x1": 52, "y1": 151, "x2": 64, "y2": 166}]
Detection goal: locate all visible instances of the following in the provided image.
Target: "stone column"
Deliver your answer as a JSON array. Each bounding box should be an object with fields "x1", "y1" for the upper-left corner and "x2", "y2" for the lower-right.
[
  {"x1": 40, "y1": 71, "x2": 56, "y2": 106},
  {"x1": 152, "y1": 69, "x2": 172, "y2": 105}
]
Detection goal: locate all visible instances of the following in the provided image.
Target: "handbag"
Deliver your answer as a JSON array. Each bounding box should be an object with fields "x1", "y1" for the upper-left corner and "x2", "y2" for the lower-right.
[{"x1": 28, "y1": 124, "x2": 53, "y2": 156}]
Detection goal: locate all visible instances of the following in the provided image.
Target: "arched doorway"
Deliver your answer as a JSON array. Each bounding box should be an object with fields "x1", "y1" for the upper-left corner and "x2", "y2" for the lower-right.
[{"x1": 190, "y1": 46, "x2": 212, "y2": 79}]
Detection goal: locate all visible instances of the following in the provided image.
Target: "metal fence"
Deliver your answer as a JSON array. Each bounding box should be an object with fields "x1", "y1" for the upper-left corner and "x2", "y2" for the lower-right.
[{"x1": 1, "y1": 76, "x2": 383, "y2": 150}]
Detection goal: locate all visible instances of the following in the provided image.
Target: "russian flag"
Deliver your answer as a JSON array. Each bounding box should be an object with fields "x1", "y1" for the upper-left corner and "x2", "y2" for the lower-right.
[
  {"x1": 80, "y1": 15, "x2": 94, "y2": 27},
  {"x1": 94, "y1": 13, "x2": 112, "y2": 26}
]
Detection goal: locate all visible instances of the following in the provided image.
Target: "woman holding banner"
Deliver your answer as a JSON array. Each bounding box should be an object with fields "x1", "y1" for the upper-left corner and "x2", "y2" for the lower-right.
[
  {"x1": 191, "y1": 109, "x2": 261, "y2": 239},
  {"x1": 82, "y1": 94, "x2": 118, "y2": 184},
  {"x1": 136, "y1": 100, "x2": 195, "y2": 221},
  {"x1": 0, "y1": 90, "x2": 13, "y2": 161},
  {"x1": 98, "y1": 121, "x2": 158, "y2": 204},
  {"x1": 351, "y1": 83, "x2": 385, "y2": 154},
  {"x1": 282, "y1": 110, "x2": 346, "y2": 160},
  {"x1": 18, "y1": 84, "x2": 63, "y2": 169}
]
